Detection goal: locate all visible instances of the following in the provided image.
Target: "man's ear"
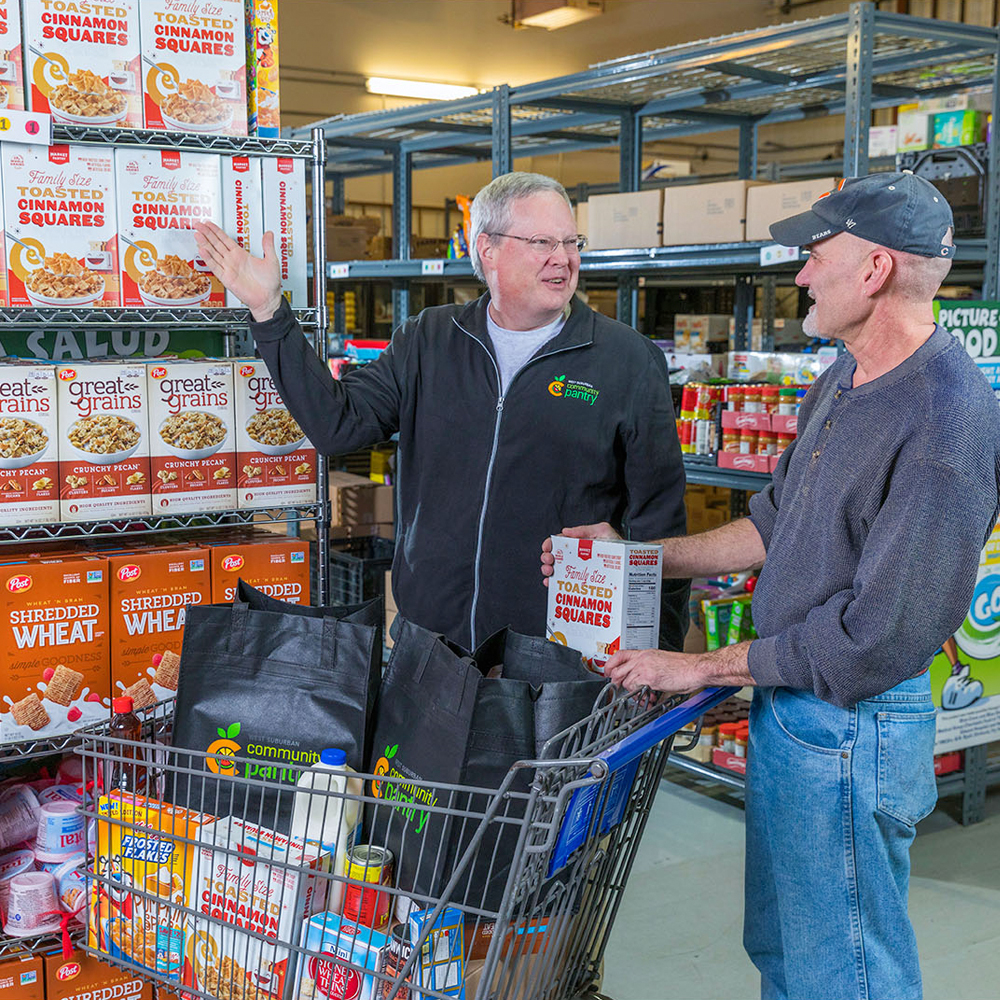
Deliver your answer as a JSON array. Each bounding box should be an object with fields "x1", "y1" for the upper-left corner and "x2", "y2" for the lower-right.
[
  {"x1": 476, "y1": 232, "x2": 494, "y2": 266},
  {"x1": 863, "y1": 248, "x2": 894, "y2": 297}
]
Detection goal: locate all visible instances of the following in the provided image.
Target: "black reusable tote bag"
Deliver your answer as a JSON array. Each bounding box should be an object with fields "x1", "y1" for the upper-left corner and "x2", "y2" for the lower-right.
[{"x1": 171, "y1": 582, "x2": 382, "y2": 832}]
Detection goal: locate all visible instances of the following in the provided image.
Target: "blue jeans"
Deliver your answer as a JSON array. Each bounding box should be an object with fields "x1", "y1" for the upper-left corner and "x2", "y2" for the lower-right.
[{"x1": 743, "y1": 674, "x2": 937, "y2": 1000}]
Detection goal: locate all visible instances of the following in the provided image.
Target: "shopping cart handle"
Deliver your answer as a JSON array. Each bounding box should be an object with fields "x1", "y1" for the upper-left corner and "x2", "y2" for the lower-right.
[{"x1": 598, "y1": 686, "x2": 738, "y2": 773}]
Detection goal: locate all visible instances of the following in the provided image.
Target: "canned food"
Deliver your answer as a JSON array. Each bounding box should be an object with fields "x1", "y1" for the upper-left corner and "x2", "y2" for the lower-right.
[
  {"x1": 378, "y1": 922, "x2": 413, "y2": 999},
  {"x1": 343, "y1": 845, "x2": 394, "y2": 931}
]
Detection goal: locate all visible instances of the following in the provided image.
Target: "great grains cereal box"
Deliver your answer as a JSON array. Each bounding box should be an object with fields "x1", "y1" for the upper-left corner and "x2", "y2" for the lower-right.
[
  {"x1": 0, "y1": 363, "x2": 59, "y2": 526},
  {"x1": 233, "y1": 359, "x2": 316, "y2": 509},
  {"x1": 147, "y1": 360, "x2": 237, "y2": 512},
  {"x1": 209, "y1": 536, "x2": 310, "y2": 604},
  {"x1": 221, "y1": 155, "x2": 263, "y2": 308},
  {"x1": 140, "y1": 0, "x2": 247, "y2": 136},
  {"x1": 245, "y1": 0, "x2": 279, "y2": 138},
  {"x1": 90, "y1": 792, "x2": 216, "y2": 984},
  {"x1": 3, "y1": 143, "x2": 120, "y2": 308},
  {"x1": 262, "y1": 157, "x2": 308, "y2": 308},
  {"x1": 1, "y1": 555, "x2": 110, "y2": 743},
  {"x1": 546, "y1": 536, "x2": 662, "y2": 673},
  {"x1": 24, "y1": 0, "x2": 141, "y2": 127},
  {"x1": 0, "y1": 0, "x2": 24, "y2": 113},
  {"x1": 42, "y1": 948, "x2": 153, "y2": 1000},
  {"x1": 109, "y1": 546, "x2": 210, "y2": 707},
  {"x1": 56, "y1": 361, "x2": 151, "y2": 522},
  {"x1": 116, "y1": 149, "x2": 224, "y2": 308}
]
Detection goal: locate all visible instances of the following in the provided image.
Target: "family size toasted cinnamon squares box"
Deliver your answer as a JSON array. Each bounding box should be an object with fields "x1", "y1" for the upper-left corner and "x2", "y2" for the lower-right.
[
  {"x1": 116, "y1": 148, "x2": 224, "y2": 308},
  {"x1": 209, "y1": 536, "x2": 310, "y2": 604},
  {"x1": 24, "y1": 0, "x2": 142, "y2": 128},
  {"x1": 220, "y1": 154, "x2": 263, "y2": 307},
  {"x1": 3, "y1": 143, "x2": 121, "y2": 307},
  {"x1": 0, "y1": 0, "x2": 25, "y2": 114},
  {"x1": 140, "y1": 0, "x2": 248, "y2": 136},
  {"x1": 261, "y1": 156, "x2": 308, "y2": 308}
]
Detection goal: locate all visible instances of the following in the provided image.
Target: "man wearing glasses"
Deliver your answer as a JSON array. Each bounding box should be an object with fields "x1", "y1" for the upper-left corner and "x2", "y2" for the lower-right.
[{"x1": 195, "y1": 171, "x2": 686, "y2": 651}]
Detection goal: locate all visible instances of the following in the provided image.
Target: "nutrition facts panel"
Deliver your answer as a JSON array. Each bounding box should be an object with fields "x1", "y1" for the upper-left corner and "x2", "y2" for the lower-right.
[{"x1": 625, "y1": 568, "x2": 660, "y2": 647}]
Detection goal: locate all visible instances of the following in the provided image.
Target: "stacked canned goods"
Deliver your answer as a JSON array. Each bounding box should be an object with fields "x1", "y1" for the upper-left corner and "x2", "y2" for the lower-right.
[{"x1": 678, "y1": 382, "x2": 721, "y2": 455}]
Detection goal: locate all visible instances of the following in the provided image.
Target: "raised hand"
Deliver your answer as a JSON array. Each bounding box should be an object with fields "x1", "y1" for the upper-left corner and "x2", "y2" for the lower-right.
[{"x1": 194, "y1": 220, "x2": 283, "y2": 321}]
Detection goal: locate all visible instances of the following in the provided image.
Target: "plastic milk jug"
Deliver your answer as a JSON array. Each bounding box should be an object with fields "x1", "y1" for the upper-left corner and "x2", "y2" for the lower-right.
[{"x1": 289, "y1": 748, "x2": 362, "y2": 912}]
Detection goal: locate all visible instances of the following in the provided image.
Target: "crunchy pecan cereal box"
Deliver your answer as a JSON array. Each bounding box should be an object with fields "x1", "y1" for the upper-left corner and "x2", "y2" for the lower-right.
[
  {"x1": 220, "y1": 155, "x2": 263, "y2": 308},
  {"x1": 43, "y1": 947, "x2": 153, "y2": 1000},
  {"x1": 0, "y1": 362, "x2": 59, "y2": 526},
  {"x1": 90, "y1": 792, "x2": 216, "y2": 984},
  {"x1": 2, "y1": 142, "x2": 120, "y2": 308},
  {"x1": 0, "y1": 555, "x2": 110, "y2": 743},
  {"x1": 261, "y1": 157, "x2": 308, "y2": 308},
  {"x1": 116, "y1": 148, "x2": 224, "y2": 308},
  {"x1": 233, "y1": 359, "x2": 316, "y2": 509},
  {"x1": 56, "y1": 361, "x2": 151, "y2": 522},
  {"x1": 246, "y1": 0, "x2": 279, "y2": 138},
  {"x1": 109, "y1": 546, "x2": 209, "y2": 706},
  {"x1": 147, "y1": 360, "x2": 236, "y2": 512},
  {"x1": 209, "y1": 536, "x2": 310, "y2": 604},
  {"x1": 0, "y1": 0, "x2": 25, "y2": 114},
  {"x1": 140, "y1": 0, "x2": 247, "y2": 136},
  {"x1": 24, "y1": 0, "x2": 141, "y2": 128}
]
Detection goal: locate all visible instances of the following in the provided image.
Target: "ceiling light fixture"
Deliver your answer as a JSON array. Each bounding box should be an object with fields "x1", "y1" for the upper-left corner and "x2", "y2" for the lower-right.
[
  {"x1": 514, "y1": 0, "x2": 604, "y2": 30},
  {"x1": 365, "y1": 77, "x2": 479, "y2": 100}
]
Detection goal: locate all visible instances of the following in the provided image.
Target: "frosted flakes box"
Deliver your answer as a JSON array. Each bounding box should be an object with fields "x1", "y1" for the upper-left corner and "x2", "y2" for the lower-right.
[
  {"x1": 262, "y1": 157, "x2": 308, "y2": 308},
  {"x1": 116, "y1": 148, "x2": 224, "y2": 308},
  {"x1": 246, "y1": 0, "x2": 279, "y2": 137},
  {"x1": 0, "y1": 0, "x2": 24, "y2": 113},
  {"x1": 221, "y1": 155, "x2": 263, "y2": 308},
  {"x1": 3, "y1": 143, "x2": 120, "y2": 308},
  {"x1": 140, "y1": 0, "x2": 247, "y2": 136},
  {"x1": 24, "y1": 0, "x2": 141, "y2": 128},
  {"x1": 147, "y1": 359, "x2": 237, "y2": 512}
]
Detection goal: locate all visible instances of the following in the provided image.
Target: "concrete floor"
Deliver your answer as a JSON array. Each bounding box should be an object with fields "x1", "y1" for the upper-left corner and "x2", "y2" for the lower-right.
[{"x1": 602, "y1": 772, "x2": 1000, "y2": 1000}]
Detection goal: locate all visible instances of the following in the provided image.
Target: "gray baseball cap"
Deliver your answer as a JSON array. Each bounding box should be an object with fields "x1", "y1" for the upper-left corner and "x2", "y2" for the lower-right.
[{"x1": 769, "y1": 171, "x2": 955, "y2": 258}]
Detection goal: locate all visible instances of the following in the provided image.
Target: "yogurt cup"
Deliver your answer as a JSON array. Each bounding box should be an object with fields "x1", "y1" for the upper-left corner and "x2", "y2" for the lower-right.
[
  {"x1": 0, "y1": 786, "x2": 41, "y2": 851},
  {"x1": 34, "y1": 802, "x2": 85, "y2": 863},
  {"x1": 0, "y1": 848, "x2": 36, "y2": 920}
]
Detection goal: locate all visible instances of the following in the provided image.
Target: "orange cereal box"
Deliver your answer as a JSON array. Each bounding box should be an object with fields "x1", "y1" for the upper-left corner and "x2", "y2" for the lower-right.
[
  {"x1": 245, "y1": 0, "x2": 278, "y2": 138},
  {"x1": 0, "y1": 555, "x2": 110, "y2": 743},
  {"x1": 24, "y1": 0, "x2": 141, "y2": 128},
  {"x1": 233, "y1": 359, "x2": 316, "y2": 510},
  {"x1": 147, "y1": 360, "x2": 237, "y2": 512},
  {"x1": 220, "y1": 155, "x2": 263, "y2": 308},
  {"x1": 2, "y1": 143, "x2": 120, "y2": 308},
  {"x1": 0, "y1": 952, "x2": 42, "y2": 999},
  {"x1": 109, "y1": 546, "x2": 210, "y2": 705},
  {"x1": 209, "y1": 537, "x2": 310, "y2": 604},
  {"x1": 57, "y1": 361, "x2": 151, "y2": 521},
  {"x1": 116, "y1": 148, "x2": 224, "y2": 309},
  {"x1": 261, "y1": 156, "x2": 308, "y2": 308},
  {"x1": 0, "y1": 362, "x2": 59, "y2": 526},
  {"x1": 0, "y1": 0, "x2": 25, "y2": 114},
  {"x1": 43, "y1": 947, "x2": 152, "y2": 1000},
  {"x1": 140, "y1": 0, "x2": 247, "y2": 136}
]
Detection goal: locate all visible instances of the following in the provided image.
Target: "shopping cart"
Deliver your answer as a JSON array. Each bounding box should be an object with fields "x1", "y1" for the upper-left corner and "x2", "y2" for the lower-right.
[{"x1": 77, "y1": 684, "x2": 734, "y2": 1000}]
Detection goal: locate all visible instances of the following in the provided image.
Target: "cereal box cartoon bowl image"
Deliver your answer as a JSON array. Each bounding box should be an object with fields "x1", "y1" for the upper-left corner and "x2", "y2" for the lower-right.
[
  {"x1": 0, "y1": 417, "x2": 48, "y2": 470},
  {"x1": 22, "y1": 253, "x2": 106, "y2": 308},
  {"x1": 65, "y1": 415, "x2": 143, "y2": 466},
  {"x1": 243, "y1": 409, "x2": 306, "y2": 456},
  {"x1": 136, "y1": 254, "x2": 212, "y2": 307},
  {"x1": 158, "y1": 412, "x2": 228, "y2": 461}
]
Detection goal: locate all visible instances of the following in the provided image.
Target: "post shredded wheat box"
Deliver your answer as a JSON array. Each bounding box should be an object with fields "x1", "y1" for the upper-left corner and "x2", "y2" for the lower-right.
[
  {"x1": 24, "y1": 0, "x2": 141, "y2": 128},
  {"x1": 546, "y1": 536, "x2": 662, "y2": 673},
  {"x1": 209, "y1": 536, "x2": 310, "y2": 604},
  {"x1": 140, "y1": 0, "x2": 247, "y2": 136},
  {"x1": 262, "y1": 157, "x2": 308, "y2": 308},
  {"x1": 221, "y1": 155, "x2": 263, "y2": 307},
  {"x1": 116, "y1": 149, "x2": 224, "y2": 308},
  {"x1": 147, "y1": 360, "x2": 237, "y2": 512},
  {"x1": 233, "y1": 359, "x2": 316, "y2": 509},
  {"x1": 43, "y1": 948, "x2": 153, "y2": 1000},
  {"x1": 3, "y1": 143, "x2": 120, "y2": 308},
  {"x1": 0, "y1": 0, "x2": 24, "y2": 113},
  {"x1": 56, "y1": 361, "x2": 151, "y2": 521},
  {"x1": 0, "y1": 362, "x2": 59, "y2": 526},
  {"x1": 1, "y1": 555, "x2": 110, "y2": 742}
]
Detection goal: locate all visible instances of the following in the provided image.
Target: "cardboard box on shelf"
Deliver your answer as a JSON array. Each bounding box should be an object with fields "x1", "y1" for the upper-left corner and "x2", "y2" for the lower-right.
[
  {"x1": 711, "y1": 747, "x2": 747, "y2": 775},
  {"x1": 728, "y1": 317, "x2": 807, "y2": 351},
  {"x1": 262, "y1": 156, "x2": 308, "y2": 306},
  {"x1": 43, "y1": 947, "x2": 153, "y2": 1000},
  {"x1": 662, "y1": 179, "x2": 761, "y2": 246},
  {"x1": 716, "y1": 451, "x2": 771, "y2": 473},
  {"x1": 209, "y1": 536, "x2": 310, "y2": 604},
  {"x1": 933, "y1": 109, "x2": 988, "y2": 147},
  {"x1": 0, "y1": 951, "x2": 41, "y2": 999},
  {"x1": 745, "y1": 178, "x2": 837, "y2": 242},
  {"x1": 0, "y1": 0, "x2": 24, "y2": 113},
  {"x1": 246, "y1": 0, "x2": 280, "y2": 137},
  {"x1": 867, "y1": 125, "x2": 898, "y2": 158},
  {"x1": 330, "y1": 471, "x2": 394, "y2": 529},
  {"x1": 917, "y1": 91, "x2": 993, "y2": 113},
  {"x1": 673, "y1": 314, "x2": 731, "y2": 352},
  {"x1": 221, "y1": 155, "x2": 264, "y2": 307},
  {"x1": 327, "y1": 225, "x2": 370, "y2": 261},
  {"x1": 897, "y1": 105, "x2": 931, "y2": 151},
  {"x1": 585, "y1": 189, "x2": 663, "y2": 250},
  {"x1": 727, "y1": 350, "x2": 825, "y2": 384}
]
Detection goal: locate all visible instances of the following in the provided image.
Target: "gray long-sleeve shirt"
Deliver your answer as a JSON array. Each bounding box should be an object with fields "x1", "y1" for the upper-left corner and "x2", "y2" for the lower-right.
[{"x1": 747, "y1": 326, "x2": 1000, "y2": 707}]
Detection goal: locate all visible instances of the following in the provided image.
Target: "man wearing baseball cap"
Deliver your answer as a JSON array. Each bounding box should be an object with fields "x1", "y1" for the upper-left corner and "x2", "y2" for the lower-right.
[{"x1": 543, "y1": 172, "x2": 1000, "y2": 999}]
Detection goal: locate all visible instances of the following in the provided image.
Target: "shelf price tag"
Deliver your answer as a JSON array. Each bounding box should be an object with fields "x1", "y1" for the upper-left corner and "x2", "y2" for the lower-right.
[
  {"x1": 328, "y1": 263, "x2": 350, "y2": 279},
  {"x1": 421, "y1": 259, "x2": 444, "y2": 275},
  {"x1": 760, "y1": 244, "x2": 801, "y2": 267},
  {"x1": 0, "y1": 109, "x2": 52, "y2": 145}
]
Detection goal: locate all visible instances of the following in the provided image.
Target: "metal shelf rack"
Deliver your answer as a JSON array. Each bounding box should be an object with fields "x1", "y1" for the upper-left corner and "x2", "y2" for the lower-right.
[{"x1": 0, "y1": 306, "x2": 317, "y2": 329}]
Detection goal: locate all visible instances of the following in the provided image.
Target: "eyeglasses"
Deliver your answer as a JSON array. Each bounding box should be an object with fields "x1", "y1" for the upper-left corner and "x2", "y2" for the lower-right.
[{"x1": 489, "y1": 233, "x2": 588, "y2": 255}]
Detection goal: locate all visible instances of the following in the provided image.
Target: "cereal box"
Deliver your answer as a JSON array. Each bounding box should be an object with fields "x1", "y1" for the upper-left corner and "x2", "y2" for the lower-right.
[
  {"x1": 246, "y1": 0, "x2": 279, "y2": 138},
  {"x1": 233, "y1": 359, "x2": 316, "y2": 509},
  {"x1": 3, "y1": 143, "x2": 120, "y2": 308},
  {"x1": 546, "y1": 536, "x2": 662, "y2": 673},
  {"x1": 0, "y1": 362, "x2": 59, "y2": 526},
  {"x1": 221, "y1": 155, "x2": 263, "y2": 308},
  {"x1": 185, "y1": 818, "x2": 328, "y2": 1000},
  {"x1": 24, "y1": 0, "x2": 141, "y2": 128},
  {"x1": 262, "y1": 157, "x2": 308, "y2": 308},
  {"x1": 90, "y1": 792, "x2": 216, "y2": 984},
  {"x1": 209, "y1": 536, "x2": 310, "y2": 604},
  {"x1": 109, "y1": 546, "x2": 210, "y2": 706},
  {"x1": 0, "y1": 952, "x2": 42, "y2": 999},
  {"x1": 56, "y1": 361, "x2": 151, "y2": 521},
  {"x1": 0, "y1": 0, "x2": 24, "y2": 113},
  {"x1": 147, "y1": 360, "x2": 237, "y2": 512},
  {"x1": 140, "y1": 0, "x2": 247, "y2": 136},
  {"x1": 43, "y1": 947, "x2": 153, "y2": 1000},
  {"x1": 298, "y1": 913, "x2": 391, "y2": 1000},
  {"x1": 116, "y1": 149, "x2": 224, "y2": 309},
  {"x1": 0, "y1": 555, "x2": 110, "y2": 743}
]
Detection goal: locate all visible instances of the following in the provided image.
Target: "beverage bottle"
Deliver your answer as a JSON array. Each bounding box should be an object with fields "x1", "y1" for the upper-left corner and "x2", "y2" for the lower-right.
[
  {"x1": 290, "y1": 748, "x2": 362, "y2": 913},
  {"x1": 107, "y1": 697, "x2": 143, "y2": 794}
]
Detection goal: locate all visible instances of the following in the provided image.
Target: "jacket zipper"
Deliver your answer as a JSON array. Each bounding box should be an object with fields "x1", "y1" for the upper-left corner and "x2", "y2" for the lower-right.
[{"x1": 454, "y1": 317, "x2": 583, "y2": 647}]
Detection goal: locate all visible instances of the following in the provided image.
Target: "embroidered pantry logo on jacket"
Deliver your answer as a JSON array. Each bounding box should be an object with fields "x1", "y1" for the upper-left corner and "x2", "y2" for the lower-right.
[{"x1": 546, "y1": 374, "x2": 601, "y2": 405}]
